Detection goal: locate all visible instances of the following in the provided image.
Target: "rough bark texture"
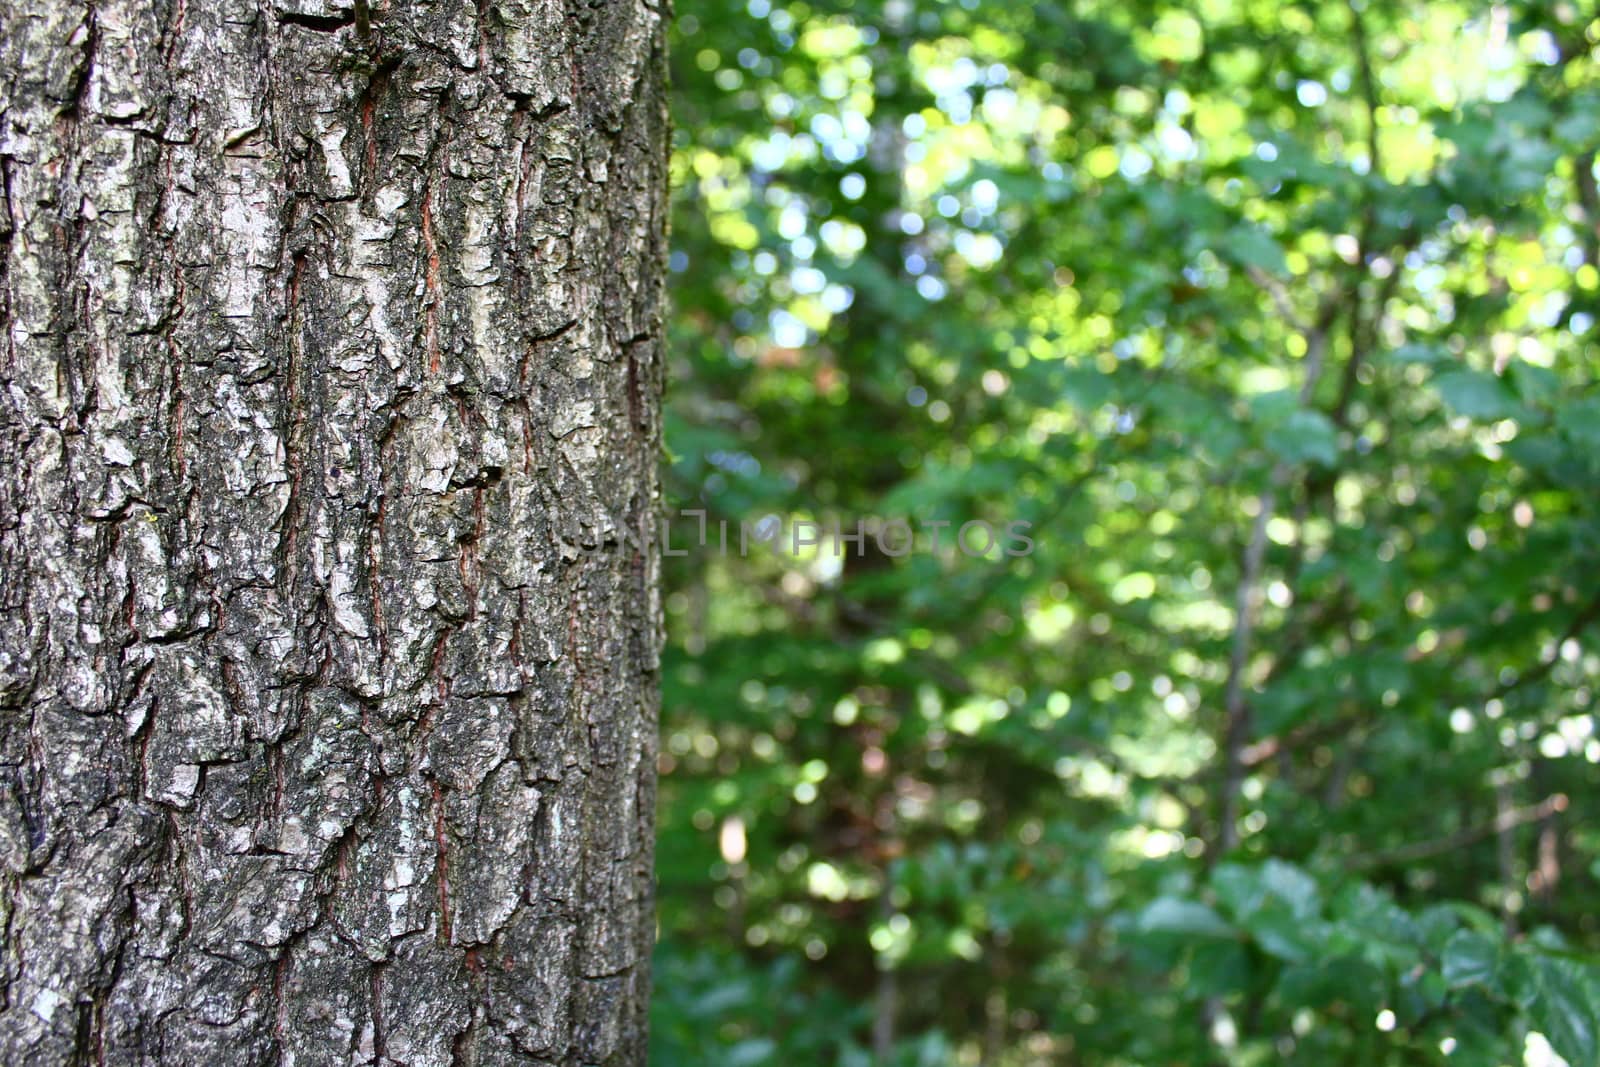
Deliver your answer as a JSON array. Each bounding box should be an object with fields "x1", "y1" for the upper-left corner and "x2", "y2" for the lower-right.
[{"x1": 0, "y1": 0, "x2": 667, "y2": 1062}]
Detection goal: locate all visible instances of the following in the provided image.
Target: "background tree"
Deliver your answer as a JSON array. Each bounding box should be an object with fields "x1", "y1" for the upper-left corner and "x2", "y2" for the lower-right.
[
  {"x1": 655, "y1": 1, "x2": 1600, "y2": 1064},
  {"x1": 0, "y1": 1, "x2": 667, "y2": 1064}
]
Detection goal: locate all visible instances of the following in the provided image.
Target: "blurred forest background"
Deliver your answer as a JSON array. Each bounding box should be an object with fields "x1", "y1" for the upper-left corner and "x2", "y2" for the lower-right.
[{"x1": 649, "y1": 1, "x2": 1600, "y2": 1064}]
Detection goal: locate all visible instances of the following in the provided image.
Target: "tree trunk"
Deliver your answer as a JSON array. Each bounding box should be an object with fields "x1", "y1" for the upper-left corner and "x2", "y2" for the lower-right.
[{"x1": 0, "y1": 0, "x2": 667, "y2": 1063}]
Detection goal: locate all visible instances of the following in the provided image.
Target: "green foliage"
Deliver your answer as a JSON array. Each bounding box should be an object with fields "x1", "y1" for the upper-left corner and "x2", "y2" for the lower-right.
[{"x1": 655, "y1": 0, "x2": 1600, "y2": 1063}]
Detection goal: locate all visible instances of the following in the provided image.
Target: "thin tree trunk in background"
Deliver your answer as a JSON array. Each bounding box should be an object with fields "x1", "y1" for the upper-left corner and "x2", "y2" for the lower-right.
[
  {"x1": 0, "y1": 1, "x2": 667, "y2": 1063},
  {"x1": 1496, "y1": 781, "x2": 1519, "y2": 935}
]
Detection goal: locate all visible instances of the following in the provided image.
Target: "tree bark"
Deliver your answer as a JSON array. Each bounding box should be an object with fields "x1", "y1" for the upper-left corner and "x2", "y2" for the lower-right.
[{"x1": 0, "y1": 0, "x2": 667, "y2": 1063}]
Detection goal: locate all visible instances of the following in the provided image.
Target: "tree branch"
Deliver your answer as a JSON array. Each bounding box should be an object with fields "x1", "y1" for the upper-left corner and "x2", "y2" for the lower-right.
[{"x1": 1348, "y1": 794, "x2": 1568, "y2": 870}]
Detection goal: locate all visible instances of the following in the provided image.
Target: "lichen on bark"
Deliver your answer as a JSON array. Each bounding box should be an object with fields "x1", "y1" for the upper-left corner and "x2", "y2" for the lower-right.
[{"x1": 0, "y1": 0, "x2": 668, "y2": 1063}]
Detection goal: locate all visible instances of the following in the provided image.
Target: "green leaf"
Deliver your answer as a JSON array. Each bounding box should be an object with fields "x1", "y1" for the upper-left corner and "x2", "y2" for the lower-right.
[
  {"x1": 1137, "y1": 898, "x2": 1237, "y2": 939},
  {"x1": 1389, "y1": 343, "x2": 1449, "y2": 365},
  {"x1": 1526, "y1": 957, "x2": 1600, "y2": 1066},
  {"x1": 1212, "y1": 864, "x2": 1267, "y2": 922},
  {"x1": 1442, "y1": 931, "x2": 1498, "y2": 990},
  {"x1": 1212, "y1": 860, "x2": 1323, "y2": 960},
  {"x1": 1188, "y1": 941, "x2": 1253, "y2": 996},
  {"x1": 727, "y1": 1038, "x2": 778, "y2": 1066},
  {"x1": 1250, "y1": 912, "x2": 1317, "y2": 964},
  {"x1": 1219, "y1": 226, "x2": 1289, "y2": 276},
  {"x1": 1433, "y1": 370, "x2": 1519, "y2": 420},
  {"x1": 1558, "y1": 398, "x2": 1600, "y2": 451},
  {"x1": 1267, "y1": 409, "x2": 1339, "y2": 467},
  {"x1": 1260, "y1": 859, "x2": 1321, "y2": 921},
  {"x1": 1554, "y1": 104, "x2": 1600, "y2": 148}
]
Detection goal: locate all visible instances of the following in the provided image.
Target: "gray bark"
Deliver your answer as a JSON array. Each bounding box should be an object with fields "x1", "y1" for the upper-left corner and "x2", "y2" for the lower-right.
[{"x1": 0, "y1": 0, "x2": 668, "y2": 1063}]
